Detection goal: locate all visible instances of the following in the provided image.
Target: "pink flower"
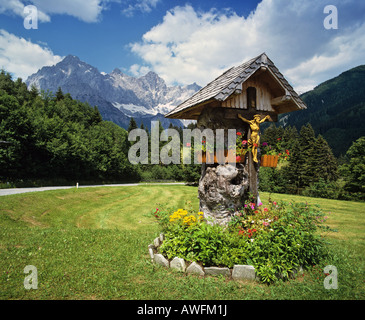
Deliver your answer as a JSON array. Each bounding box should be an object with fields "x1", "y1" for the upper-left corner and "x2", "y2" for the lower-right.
[
  {"x1": 186, "y1": 142, "x2": 191, "y2": 147},
  {"x1": 264, "y1": 207, "x2": 268, "y2": 212},
  {"x1": 242, "y1": 140, "x2": 248, "y2": 145},
  {"x1": 263, "y1": 221, "x2": 269, "y2": 227}
]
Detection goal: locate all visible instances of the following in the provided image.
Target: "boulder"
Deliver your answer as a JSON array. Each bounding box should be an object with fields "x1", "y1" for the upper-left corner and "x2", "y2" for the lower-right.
[
  {"x1": 154, "y1": 254, "x2": 169, "y2": 268},
  {"x1": 186, "y1": 262, "x2": 205, "y2": 276},
  {"x1": 153, "y1": 237, "x2": 160, "y2": 247},
  {"x1": 170, "y1": 257, "x2": 186, "y2": 272},
  {"x1": 204, "y1": 267, "x2": 231, "y2": 277},
  {"x1": 232, "y1": 265, "x2": 256, "y2": 281}
]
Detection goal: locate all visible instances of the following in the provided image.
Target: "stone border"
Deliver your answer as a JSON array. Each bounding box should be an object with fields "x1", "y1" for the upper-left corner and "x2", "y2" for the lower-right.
[{"x1": 148, "y1": 233, "x2": 257, "y2": 281}]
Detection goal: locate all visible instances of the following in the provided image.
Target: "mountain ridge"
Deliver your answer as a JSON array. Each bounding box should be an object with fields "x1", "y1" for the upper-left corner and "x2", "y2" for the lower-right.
[
  {"x1": 26, "y1": 55, "x2": 201, "y2": 129},
  {"x1": 285, "y1": 65, "x2": 365, "y2": 157}
]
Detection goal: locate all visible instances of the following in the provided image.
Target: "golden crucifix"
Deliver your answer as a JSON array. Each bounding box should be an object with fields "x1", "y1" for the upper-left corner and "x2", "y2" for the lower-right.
[{"x1": 238, "y1": 114, "x2": 272, "y2": 162}]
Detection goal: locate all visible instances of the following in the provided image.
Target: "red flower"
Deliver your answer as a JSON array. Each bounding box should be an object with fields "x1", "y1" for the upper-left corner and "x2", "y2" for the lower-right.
[
  {"x1": 286, "y1": 149, "x2": 290, "y2": 155},
  {"x1": 277, "y1": 138, "x2": 281, "y2": 141},
  {"x1": 236, "y1": 155, "x2": 242, "y2": 162},
  {"x1": 236, "y1": 131, "x2": 242, "y2": 136},
  {"x1": 253, "y1": 143, "x2": 258, "y2": 147}
]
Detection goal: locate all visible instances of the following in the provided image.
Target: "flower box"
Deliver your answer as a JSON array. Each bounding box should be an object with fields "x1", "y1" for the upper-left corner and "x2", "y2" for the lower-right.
[
  {"x1": 197, "y1": 150, "x2": 245, "y2": 163},
  {"x1": 260, "y1": 154, "x2": 279, "y2": 167}
]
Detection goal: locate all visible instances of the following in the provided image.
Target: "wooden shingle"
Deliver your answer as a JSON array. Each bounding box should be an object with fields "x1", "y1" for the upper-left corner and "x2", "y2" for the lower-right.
[{"x1": 165, "y1": 53, "x2": 306, "y2": 120}]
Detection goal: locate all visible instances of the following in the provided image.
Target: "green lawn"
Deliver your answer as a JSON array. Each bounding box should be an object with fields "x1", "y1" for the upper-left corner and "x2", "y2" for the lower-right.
[{"x1": 0, "y1": 185, "x2": 364, "y2": 300}]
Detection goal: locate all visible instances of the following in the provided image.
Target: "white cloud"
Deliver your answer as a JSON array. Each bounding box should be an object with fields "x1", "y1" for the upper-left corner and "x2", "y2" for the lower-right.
[
  {"x1": 285, "y1": 21, "x2": 365, "y2": 92},
  {"x1": 0, "y1": 0, "x2": 115, "y2": 23},
  {"x1": 122, "y1": 0, "x2": 160, "y2": 17},
  {"x1": 129, "y1": 64, "x2": 151, "y2": 77},
  {"x1": 31, "y1": 0, "x2": 104, "y2": 23},
  {"x1": 129, "y1": 0, "x2": 365, "y2": 92},
  {"x1": 0, "y1": 0, "x2": 50, "y2": 22},
  {"x1": 0, "y1": 29, "x2": 63, "y2": 80}
]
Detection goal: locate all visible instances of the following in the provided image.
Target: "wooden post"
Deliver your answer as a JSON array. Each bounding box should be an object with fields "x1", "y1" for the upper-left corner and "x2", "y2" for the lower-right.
[{"x1": 247, "y1": 127, "x2": 258, "y2": 204}]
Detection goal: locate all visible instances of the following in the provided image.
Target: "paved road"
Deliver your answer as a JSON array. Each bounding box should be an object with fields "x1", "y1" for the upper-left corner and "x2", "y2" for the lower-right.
[{"x1": 0, "y1": 182, "x2": 185, "y2": 196}]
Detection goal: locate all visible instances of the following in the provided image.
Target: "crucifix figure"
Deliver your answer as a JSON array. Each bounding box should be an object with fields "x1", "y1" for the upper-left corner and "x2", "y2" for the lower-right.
[{"x1": 238, "y1": 114, "x2": 272, "y2": 162}]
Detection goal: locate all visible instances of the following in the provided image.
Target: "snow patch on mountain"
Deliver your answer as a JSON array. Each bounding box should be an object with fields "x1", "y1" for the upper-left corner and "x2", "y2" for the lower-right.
[
  {"x1": 113, "y1": 102, "x2": 158, "y2": 117},
  {"x1": 26, "y1": 55, "x2": 201, "y2": 129}
]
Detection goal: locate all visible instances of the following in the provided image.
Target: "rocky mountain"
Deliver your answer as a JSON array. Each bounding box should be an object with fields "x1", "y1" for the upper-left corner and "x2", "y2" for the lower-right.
[
  {"x1": 26, "y1": 55, "x2": 200, "y2": 129},
  {"x1": 283, "y1": 65, "x2": 365, "y2": 157}
]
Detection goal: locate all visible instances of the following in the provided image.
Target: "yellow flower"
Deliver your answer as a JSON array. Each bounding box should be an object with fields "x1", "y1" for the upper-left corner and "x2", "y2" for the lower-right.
[
  {"x1": 169, "y1": 209, "x2": 204, "y2": 225},
  {"x1": 182, "y1": 215, "x2": 197, "y2": 225}
]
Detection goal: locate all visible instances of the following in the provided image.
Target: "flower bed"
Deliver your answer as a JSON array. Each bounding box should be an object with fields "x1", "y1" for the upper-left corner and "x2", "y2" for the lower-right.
[
  {"x1": 148, "y1": 234, "x2": 260, "y2": 281},
  {"x1": 150, "y1": 198, "x2": 334, "y2": 284}
]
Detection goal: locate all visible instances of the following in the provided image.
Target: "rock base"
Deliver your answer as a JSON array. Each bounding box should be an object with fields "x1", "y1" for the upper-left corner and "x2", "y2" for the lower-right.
[{"x1": 199, "y1": 163, "x2": 249, "y2": 226}]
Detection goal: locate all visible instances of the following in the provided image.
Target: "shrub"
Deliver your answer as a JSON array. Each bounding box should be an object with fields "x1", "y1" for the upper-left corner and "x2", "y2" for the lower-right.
[
  {"x1": 302, "y1": 178, "x2": 343, "y2": 199},
  {"x1": 151, "y1": 199, "x2": 335, "y2": 284}
]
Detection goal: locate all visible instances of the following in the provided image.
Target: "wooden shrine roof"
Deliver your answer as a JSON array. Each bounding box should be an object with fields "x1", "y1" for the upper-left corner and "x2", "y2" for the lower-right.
[{"x1": 165, "y1": 53, "x2": 306, "y2": 120}]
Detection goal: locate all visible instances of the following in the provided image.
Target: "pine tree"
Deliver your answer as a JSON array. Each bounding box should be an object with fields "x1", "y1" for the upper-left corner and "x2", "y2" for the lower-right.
[
  {"x1": 29, "y1": 85, "x2": 39, "y2": 100},
  {"x1": 128, "y1": 117, "x2": 137, "y2": 133},
  {"x1": 298, "y1": 123, "x2": 317, "y2": 187},
  {"x1": 55, "y1": 87, "x2": 64, "y2": 101},
  {"x1": 90, "y1": 106, "x2": 102, "y2": 124},
  {"x1": 341, "y1": 136, "x2": 365, "y2": 198},
  {"x1": 311, "y1": 135, "x2": 338, "y2": 182},
  {"x1": 0, "y1": 70, "x2": 15, "y2": 95},
  {"x1": 286, "y1": 123, "x2": 316, "y2": 192}
]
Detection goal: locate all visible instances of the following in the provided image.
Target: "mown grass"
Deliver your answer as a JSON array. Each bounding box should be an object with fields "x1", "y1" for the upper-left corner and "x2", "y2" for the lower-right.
[{"x1": 0, "y1": 185, "x2": 364, "y2": 300}]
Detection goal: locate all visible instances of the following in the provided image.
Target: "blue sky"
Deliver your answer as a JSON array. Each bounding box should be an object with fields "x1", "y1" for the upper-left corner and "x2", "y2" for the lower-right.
[{"x1": 0, "y1": 0, "x2": 364, "y2": 93}]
